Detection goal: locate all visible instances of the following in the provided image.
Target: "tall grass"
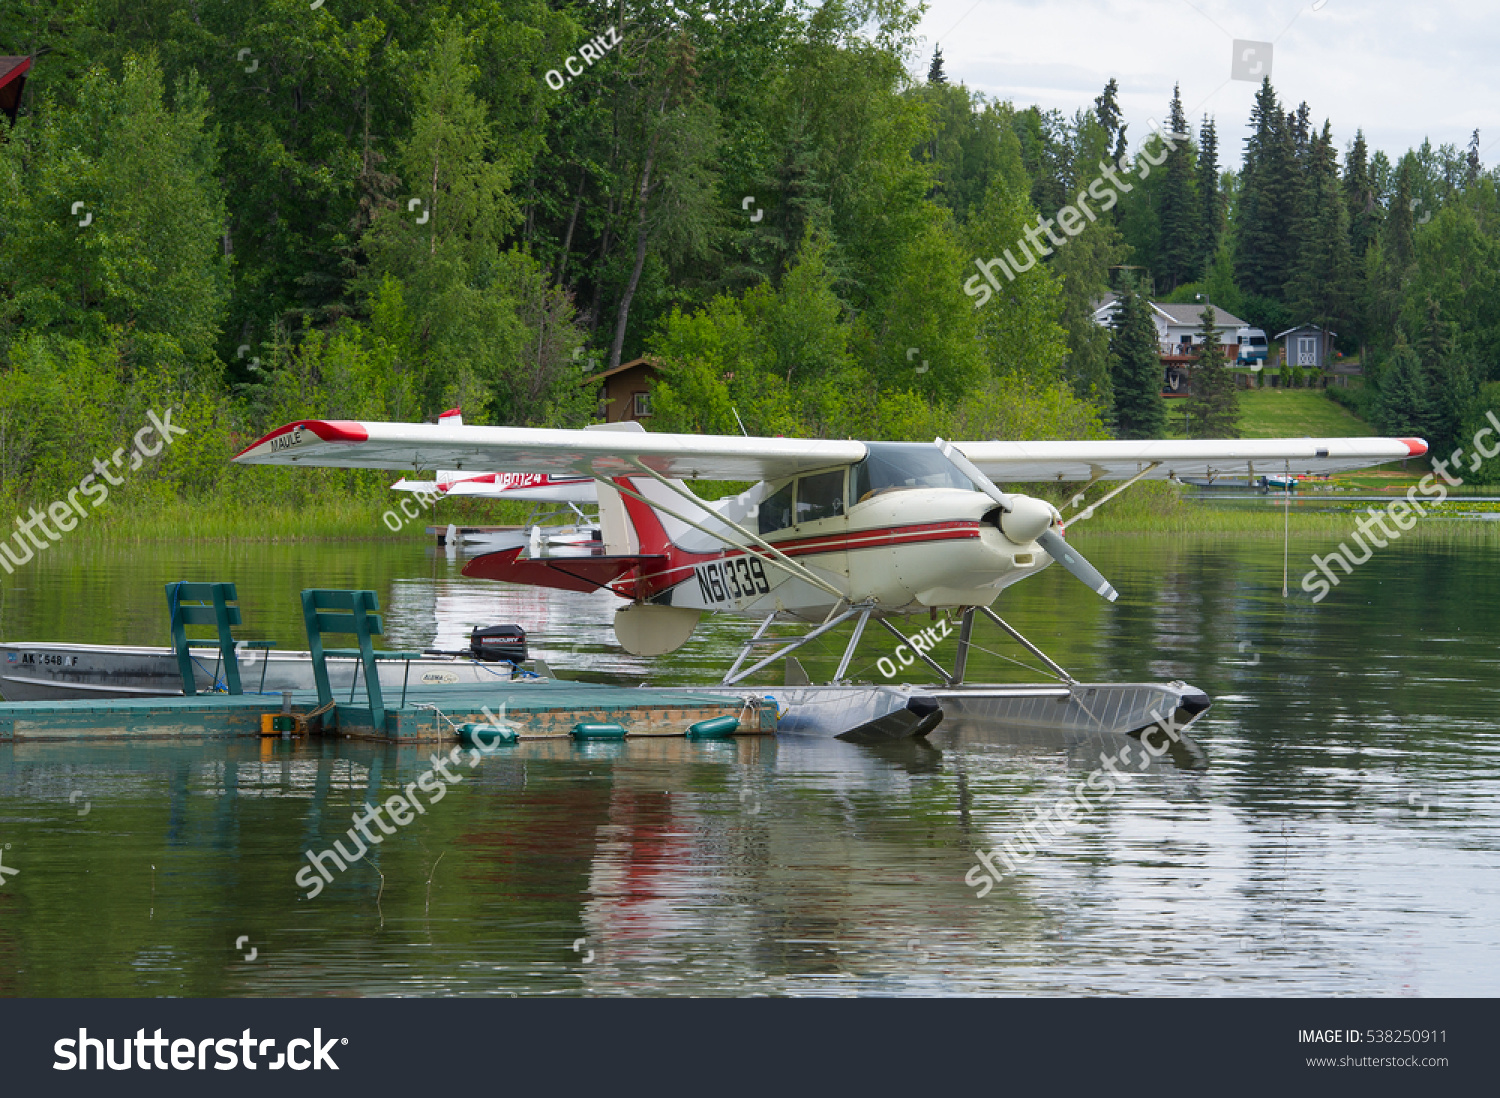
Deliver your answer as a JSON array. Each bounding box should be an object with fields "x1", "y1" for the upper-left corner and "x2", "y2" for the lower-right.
[
  {"x1": 1050, "y1": 481, "x2": 1500, "y2": 539},
  {"x1": 56, "y1": 492, "x2": 547, "y2": 542}
]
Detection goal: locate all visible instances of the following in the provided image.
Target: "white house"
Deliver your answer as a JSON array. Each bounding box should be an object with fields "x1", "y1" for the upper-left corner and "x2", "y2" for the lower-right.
[{"x1": 1092, "y1": 293, "x2": 1249, "y2": 356}]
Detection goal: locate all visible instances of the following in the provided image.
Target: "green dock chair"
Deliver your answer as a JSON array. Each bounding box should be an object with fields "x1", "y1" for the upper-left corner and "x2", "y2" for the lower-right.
[
  {"x1": 300, "y1": 589, "x2": 421, "y2": 732},
  {"x1": 166, "y1": 581, "x2": 276, "y2": 695}
]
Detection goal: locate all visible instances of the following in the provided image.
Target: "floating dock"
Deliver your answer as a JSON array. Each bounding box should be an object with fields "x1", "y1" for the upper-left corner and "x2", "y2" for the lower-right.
[{"x1": 0, "y1": 682, "x2": 775, "y2": 743}]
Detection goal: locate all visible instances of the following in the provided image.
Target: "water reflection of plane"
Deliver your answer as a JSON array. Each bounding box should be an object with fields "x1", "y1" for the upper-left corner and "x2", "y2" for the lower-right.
[
  {"x1": 566, "y1": 736, "x2": 1032, "y2": 989},
  {"x1": 385, "y1": 577, "x2": 660, "y2": 677}
]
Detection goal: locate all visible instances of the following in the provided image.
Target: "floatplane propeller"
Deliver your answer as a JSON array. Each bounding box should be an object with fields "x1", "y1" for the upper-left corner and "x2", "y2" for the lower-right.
[
  {"x1": 936, "y1": 439, "x2": 1117, "y2": 603},
  {"x1": 234, "y1": 418, "x2": 1425, "y2": 690}
]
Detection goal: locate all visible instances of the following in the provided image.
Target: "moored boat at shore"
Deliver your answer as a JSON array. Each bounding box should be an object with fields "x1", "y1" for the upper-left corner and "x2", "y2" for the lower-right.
[{"x1": 0, "y1": 641, "x2": 527, "y2": 702}]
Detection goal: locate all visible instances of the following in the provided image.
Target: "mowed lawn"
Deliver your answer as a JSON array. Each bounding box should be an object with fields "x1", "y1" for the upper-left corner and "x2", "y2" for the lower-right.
[{"x1": 1165, "y1": 388, "x2": 1376, "y2": 439}]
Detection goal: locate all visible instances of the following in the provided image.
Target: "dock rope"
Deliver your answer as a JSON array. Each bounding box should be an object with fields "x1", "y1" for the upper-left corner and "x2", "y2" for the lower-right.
[{"x1": 412, "y1": 702, "x2": 463, "y2": 736}]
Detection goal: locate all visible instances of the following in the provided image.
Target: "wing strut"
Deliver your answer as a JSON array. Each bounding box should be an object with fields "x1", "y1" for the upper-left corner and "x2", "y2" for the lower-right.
[{"x1": 1063, "y1": 462, "x2": 1162, "y2": 525}]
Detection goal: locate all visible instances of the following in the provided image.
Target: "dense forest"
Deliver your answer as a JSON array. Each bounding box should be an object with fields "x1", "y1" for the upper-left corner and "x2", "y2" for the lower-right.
[{"x1": 2, "y1": 0, "x2": 1496, "y2": 517}]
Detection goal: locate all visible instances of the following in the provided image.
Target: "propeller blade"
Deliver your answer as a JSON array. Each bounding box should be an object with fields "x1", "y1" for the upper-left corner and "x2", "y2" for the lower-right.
[
  {"x1": 1037, "y1": 528, "x2": 1119, "y2": 602},
  {"x1": 936, "y1": 438, "x2": 1016, "y2": 510},
  {"x1": 939, "y1": 437, "x2": 1119, "y2": 602}
]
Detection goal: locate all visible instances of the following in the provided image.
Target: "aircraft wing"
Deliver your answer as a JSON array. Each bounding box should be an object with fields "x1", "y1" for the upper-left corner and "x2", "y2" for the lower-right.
[
  {"x1": 955, "y1": 437, "x2": 1428, "y2": 482},
  {"x1": 234, "y1": 420, "x2": 864, "y2": 481},
  {"x1": 236, "y1": 419, "x2": 1426, "y2": 483}
]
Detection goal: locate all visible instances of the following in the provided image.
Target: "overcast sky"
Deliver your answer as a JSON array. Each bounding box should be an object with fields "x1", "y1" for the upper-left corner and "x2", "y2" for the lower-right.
[{"x1": 911, "y1": 0, "x2": 1497, "y2": 170}]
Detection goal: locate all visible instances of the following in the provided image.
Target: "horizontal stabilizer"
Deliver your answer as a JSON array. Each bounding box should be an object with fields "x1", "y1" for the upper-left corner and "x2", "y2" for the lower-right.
[{"x1": 461, "y1": 546, "x2": 666, "y2": 594}]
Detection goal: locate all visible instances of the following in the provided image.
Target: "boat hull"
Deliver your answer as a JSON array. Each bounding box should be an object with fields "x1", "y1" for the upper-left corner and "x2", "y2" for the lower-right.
[{"x1": 0, "y1": 642, "x2": 517, "y2": 702}]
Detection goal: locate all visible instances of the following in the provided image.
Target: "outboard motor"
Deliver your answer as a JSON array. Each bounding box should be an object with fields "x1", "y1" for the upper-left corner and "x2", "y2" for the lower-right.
[{"x1": 468, "y1": 625, "x2": 527, "y2": 664}]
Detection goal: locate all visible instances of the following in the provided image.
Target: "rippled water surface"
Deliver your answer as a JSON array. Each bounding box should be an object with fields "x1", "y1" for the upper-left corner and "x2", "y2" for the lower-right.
[{"x1": 0, "y1": 531, "x2": 1497, "y2": 996}]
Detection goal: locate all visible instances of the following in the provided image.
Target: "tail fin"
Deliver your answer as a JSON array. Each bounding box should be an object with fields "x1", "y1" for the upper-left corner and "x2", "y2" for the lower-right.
[
  {"x1": 583, "y1": 422, "x2": 741, "y2": 557},
  {"x1": 434, "y1": 408, "x2": 464, "y2": 488}
]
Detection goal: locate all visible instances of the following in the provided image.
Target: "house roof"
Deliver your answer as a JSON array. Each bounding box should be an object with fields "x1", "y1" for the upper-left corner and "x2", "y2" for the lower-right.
[
  {"x1": 1090, "y1": 293, "x2": 1248, "y2": 330},
  {"x1": 1274, "y1": 324, "x2": 1337, "y2": 340},
  {"x1": 0, "y1": 57, "x2": 30, "y2": 90},
  {"x1": 582, "y1": 355, "x2": 661, "y2": 385},
  {"x1": 1151, "y1": 302, "x2": 1248, "y2": 328}
]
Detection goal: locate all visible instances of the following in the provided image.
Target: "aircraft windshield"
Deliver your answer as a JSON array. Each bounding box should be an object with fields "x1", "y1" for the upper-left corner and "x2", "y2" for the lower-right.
[{"x1": 851, "y1": 443, "x2": 977, "y2": 503}]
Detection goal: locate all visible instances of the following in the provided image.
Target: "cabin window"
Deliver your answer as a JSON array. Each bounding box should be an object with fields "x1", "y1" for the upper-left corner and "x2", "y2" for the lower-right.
[
  {"x1": 795, "y1": 469, "x2": 846, "y2": 524},
  {"x1": 758, "y1": 481, "x2": 794, "y2": 535},
  {"x1": 851, "y1": 442, "x2": 974, "y2": 503},
  {"x1": 632, "y1": 391, "x2": 652, "y2": 418}
]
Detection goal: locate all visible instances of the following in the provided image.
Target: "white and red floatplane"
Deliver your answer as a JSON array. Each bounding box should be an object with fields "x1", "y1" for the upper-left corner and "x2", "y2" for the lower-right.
[{"x1": 235, "y1": 418, "x2": 1426, "y2": 741}]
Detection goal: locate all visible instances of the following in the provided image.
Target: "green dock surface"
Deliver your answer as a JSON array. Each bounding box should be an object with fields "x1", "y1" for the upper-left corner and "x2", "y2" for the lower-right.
[{"x1": 0, "y1": 681, "x2": 773, "y2": 743}]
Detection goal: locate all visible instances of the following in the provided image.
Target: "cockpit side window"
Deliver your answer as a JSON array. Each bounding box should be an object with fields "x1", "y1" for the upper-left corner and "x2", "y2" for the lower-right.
[
  {"x1": 795, "y1": 469, "x2": 846, "y2": 525},
  {"x1": 758, "y1": 480, "x2": 794, "y2": 535}
]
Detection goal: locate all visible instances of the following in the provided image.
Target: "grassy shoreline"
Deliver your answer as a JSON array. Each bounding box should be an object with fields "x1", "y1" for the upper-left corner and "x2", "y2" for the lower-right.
[
  {"x1": 30, "y1": 483, "x2": 1500, "y2": 543},
  {"x1": 22, "y1": 495, "x2": 549, "y2": 542}
]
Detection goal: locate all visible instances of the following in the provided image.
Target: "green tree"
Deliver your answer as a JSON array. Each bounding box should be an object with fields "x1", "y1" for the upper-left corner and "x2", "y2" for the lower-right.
[
  {"x1": 1155, "y1": 86, "x2": 1199, "y2": 291},
  {"x1": 927, "y1": 45, "x2": 946, "y2": 85},
  {"x1": 1196, "y1": 115, "x2": 1223, "y2": 279},
  {"x1": 1052, "y1": 213, "x2": 1128, "y2": 413},
  {"x1": 1344, "y1": 130, "x2": 1379, "y2": 259},
  {"x1": 1108, "y1": 279, "x2": 1166, "y2": 438},
  {"x1": 605, "y1": 32, "x2": 722, "y2": 369},
  {"x1": 961, "y1": 174, "x2": 1069, "y2": 380},
  {"x1": 1185, "y1": 305, "x2": 1239, "y2": 436},
  {"x1": 1235, "y1": 79, "x2": 1298, "y2": 300},
  {"x1": 359, "y1": 23, "x2": 528, "y2": 419},
  {"x1": 1375, "y1": 338, "x2": 1435, "y2": 439},
  {"x1": 1288, "y1": 123, "x2": 1354, "y2": 339},
  {"x1": 0, "y1": 54, "x2": 229, "y2": 385}
]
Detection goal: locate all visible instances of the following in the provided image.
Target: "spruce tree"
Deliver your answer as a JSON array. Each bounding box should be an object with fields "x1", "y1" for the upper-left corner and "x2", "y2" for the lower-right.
[
  {"x1": 1108, "y1": 279, "x2": 1167, "y2": 439},
  {"x1": 1156, "y1": 85, "x2": 1200, "y2": 291},
  {"x1": 1385, "y1": 156, "x2": 1417, "y2": 270},
  {"x1": 1094, "y1": 79, "x2": 1123, "y2": 152},
  {"x1": 1416, "y1": 295, "x2": 1472, "y2": 456},
  {"x1": 1236, "y1": 79, "x2": 1299, "y2": 300},
  {"x1": 1289, "y1": 122, "x2": 1353, "y2": 339},
  {"x1": 1185, "y1": 305, "x2": 1240, "y2": 437},
  {"x1": 1377, "y1": 338, "x2": 1434, "y2": 439},
  {"x1": 1196, "y1": 115, "x2": 1222, "y2": 280},
  {"x1": 1344, "y1": 130, "x2": 1377, "y2": 259},
  {"x1": 927, "y1": 46, "x2": 947, "y2": 86}
]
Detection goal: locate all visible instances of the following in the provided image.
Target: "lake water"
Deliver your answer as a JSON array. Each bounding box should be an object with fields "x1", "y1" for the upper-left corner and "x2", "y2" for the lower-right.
[{"x1": 0, "y1": 528, "x2": 1497, "y2": 996}]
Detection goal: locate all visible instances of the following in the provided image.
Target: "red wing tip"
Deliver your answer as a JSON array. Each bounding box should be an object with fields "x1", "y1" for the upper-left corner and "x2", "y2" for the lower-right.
[
  {"x1": 439, "y1": 407, "x2": 463, "y2": 420},
  {"x1": 233, "y1": 420, "x2": 369, "y2": 458},
  {"x1": 1400, "y1": 438, "x2": 1428, "y2": 457}
]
